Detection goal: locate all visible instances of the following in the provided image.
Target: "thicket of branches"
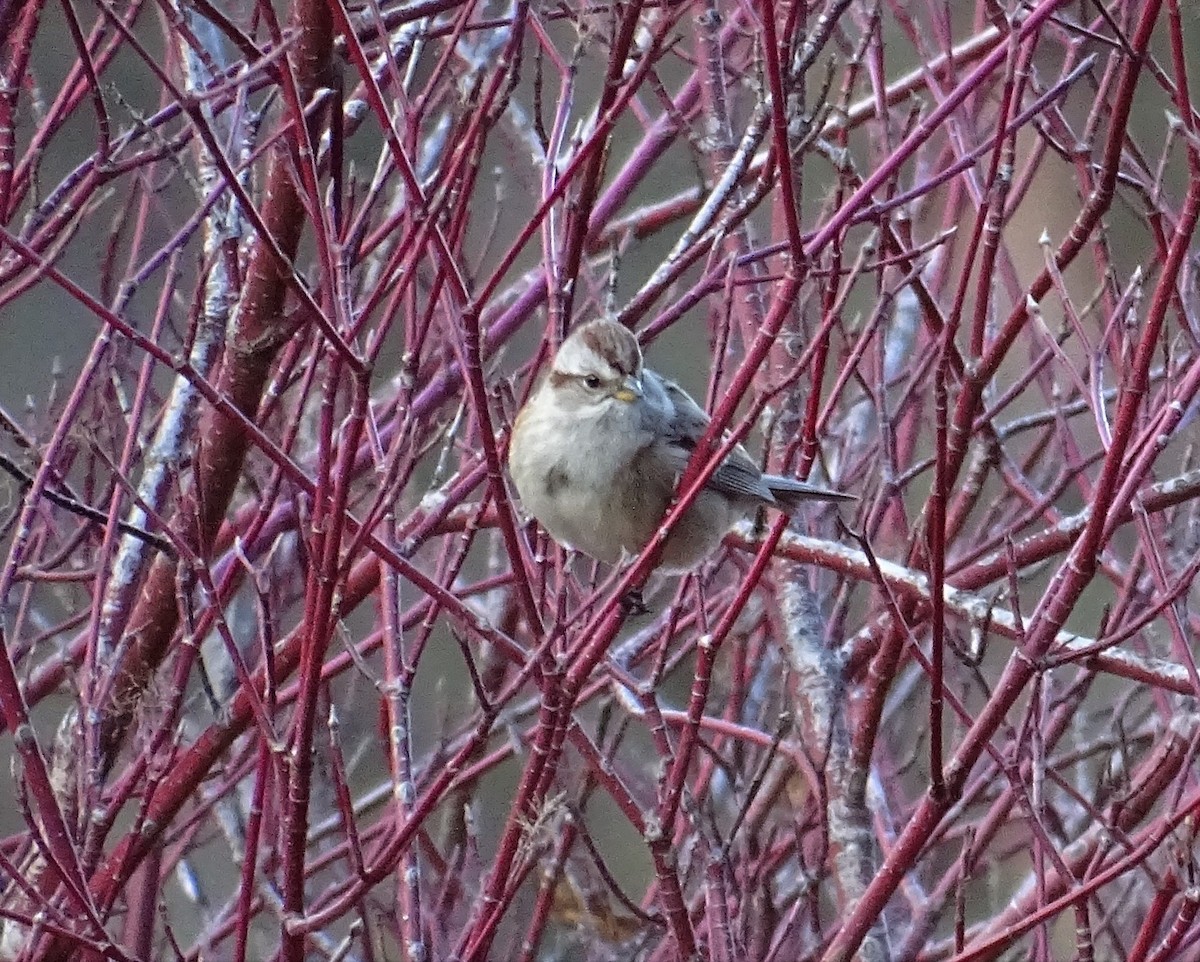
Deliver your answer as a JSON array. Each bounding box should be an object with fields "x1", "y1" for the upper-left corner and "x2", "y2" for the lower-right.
[{"x1": 0, "y1": 0, "x2": 1198, "y2": 959}]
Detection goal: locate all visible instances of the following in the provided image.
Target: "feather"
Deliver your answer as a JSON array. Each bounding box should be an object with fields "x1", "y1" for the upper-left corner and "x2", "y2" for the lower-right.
[{"x1": 651, "y1": 375, "x2": 852, "y2": 508}]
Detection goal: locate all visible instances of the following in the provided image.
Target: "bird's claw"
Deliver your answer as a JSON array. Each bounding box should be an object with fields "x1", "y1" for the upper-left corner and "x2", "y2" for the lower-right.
[{"x1": 620, "y1": 589, "x2": 649, "y2": 617}]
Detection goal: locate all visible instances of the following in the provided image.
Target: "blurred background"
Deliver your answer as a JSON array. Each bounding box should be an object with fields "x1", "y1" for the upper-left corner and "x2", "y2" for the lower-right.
[{"x1": 0, "y1": 1, "x2": 1199, "y2": 960}]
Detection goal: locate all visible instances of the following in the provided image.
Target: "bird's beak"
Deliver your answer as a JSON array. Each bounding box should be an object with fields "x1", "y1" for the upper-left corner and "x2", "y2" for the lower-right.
[{"x1": 612, "y1": 376, "x2": 643, "y2": 403}]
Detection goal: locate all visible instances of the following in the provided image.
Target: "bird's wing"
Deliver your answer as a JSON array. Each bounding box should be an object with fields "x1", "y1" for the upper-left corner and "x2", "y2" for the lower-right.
[{"x1": 654, "y1": 377, "x2": 775, "y2": 504}]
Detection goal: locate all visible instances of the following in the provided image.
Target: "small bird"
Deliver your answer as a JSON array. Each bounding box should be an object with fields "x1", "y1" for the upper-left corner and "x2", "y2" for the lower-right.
[{"x1": 507, "y1": 320, "x2": 854, "y2": 571}]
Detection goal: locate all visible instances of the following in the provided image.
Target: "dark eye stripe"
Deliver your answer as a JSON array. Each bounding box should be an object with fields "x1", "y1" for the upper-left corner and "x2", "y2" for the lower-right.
[{"x1": 549, "y1": 370, "x2": 605, "y2": 390}]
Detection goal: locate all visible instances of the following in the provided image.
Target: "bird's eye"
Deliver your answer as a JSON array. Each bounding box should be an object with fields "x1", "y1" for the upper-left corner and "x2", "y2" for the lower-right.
[{"x1": 583, "y1": 375, "x2": 602, "y2": 390}]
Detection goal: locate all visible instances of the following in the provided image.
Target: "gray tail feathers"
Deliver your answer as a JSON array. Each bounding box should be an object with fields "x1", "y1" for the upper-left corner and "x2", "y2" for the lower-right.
[{"x1": 763, "y1": 475, "x2": 857, "y2": 511}]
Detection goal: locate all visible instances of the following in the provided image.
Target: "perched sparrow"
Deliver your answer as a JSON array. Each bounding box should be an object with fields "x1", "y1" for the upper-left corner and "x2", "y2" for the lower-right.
[{"x1": 508, "y1": 320, "x2": 854, "y2": 570}]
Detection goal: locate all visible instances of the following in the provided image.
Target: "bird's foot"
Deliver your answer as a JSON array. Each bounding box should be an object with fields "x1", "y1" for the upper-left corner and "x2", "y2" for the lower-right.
[{"x1": 620, "y1": 589, "x2": 650, "y2": 617}]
